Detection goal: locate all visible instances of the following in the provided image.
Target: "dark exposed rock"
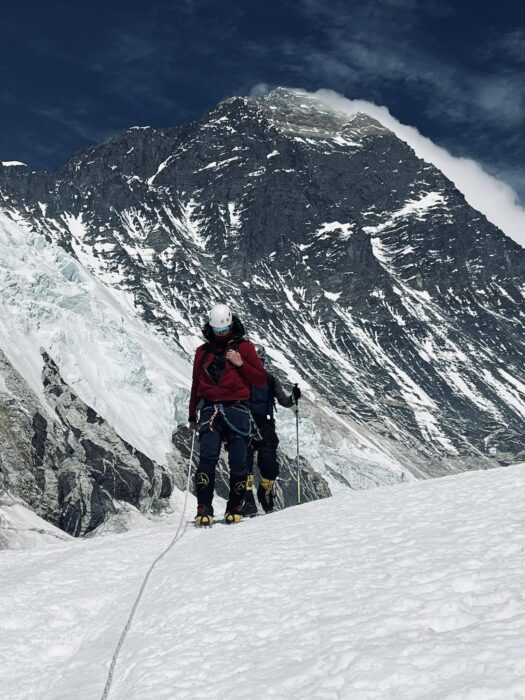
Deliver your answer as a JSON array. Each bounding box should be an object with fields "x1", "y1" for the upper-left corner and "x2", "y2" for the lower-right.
[
  {"x1": 31, "y1": 413, "x2": 47, "y2": 467},
  {"x1": 0, "y1": 349, "x2": 173, "y2": 535},
  {"x1": 274, "y1": 454, "x2": 332, "y2": 508}
]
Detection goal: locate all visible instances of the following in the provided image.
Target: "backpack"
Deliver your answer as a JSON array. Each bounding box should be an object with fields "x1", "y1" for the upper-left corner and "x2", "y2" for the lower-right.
[{"x1": 249, "y1": 374, "x2": 276, "y2": 419}]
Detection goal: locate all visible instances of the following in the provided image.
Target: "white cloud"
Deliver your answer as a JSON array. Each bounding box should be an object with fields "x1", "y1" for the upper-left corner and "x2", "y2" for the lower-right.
[
  {"x1": 310, "y1": 88, "x2": 525, "y2": 248},
  {"x1": 249, "y1": 82, "x2": 271, "y2": 97},
  {"x1": 471, "y1": 76, "x2": 525, "y2": 127},
  {"x1": 288, "y1": 2, "x2": 525, "y2": 130},
  {"x1": 497, "y1": 28, "x2": 525, "y2": 63}
]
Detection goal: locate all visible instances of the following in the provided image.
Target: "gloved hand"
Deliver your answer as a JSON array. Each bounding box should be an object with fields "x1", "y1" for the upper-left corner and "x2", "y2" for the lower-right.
[
  {"x1": 291, "y1": 385, "x2": 302, "y2": 402},
  {"x1": 226, "y1": 349, "x2": 244, "y2": 367},
  {"x1": 188, "y1": 421, "x2": 199, "y2": 433}
]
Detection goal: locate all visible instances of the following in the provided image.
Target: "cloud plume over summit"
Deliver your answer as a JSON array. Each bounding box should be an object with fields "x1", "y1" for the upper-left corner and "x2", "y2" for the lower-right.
[{"x1": 307, "y1": 89, "x2": 525, "y2": 248}]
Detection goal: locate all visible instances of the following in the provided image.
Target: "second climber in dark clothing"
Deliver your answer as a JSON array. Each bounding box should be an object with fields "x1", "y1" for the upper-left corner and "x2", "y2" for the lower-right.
[
  {"x1": 242, "y1": 344, "x2": 301, "y2": 516},
  {"x1": 188, "y1": 303, "x2": 266, "y2": 526}
]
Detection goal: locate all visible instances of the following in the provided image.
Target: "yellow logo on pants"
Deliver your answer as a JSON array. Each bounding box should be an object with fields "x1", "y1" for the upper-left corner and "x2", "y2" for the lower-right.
[{"x1": 196, "y1": 473, "x2": 210, "y2": 487}]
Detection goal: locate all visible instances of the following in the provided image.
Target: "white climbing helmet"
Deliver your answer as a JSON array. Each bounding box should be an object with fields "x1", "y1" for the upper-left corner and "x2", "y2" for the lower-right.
[{"x1": 209, "y1": 303, "x2": 232, "y2": 333}]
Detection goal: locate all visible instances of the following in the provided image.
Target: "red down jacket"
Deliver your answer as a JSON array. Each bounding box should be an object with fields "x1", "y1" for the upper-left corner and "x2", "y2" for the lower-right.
[{"x1": 188, "y1": 318, "x2": 267, "y2": 421}]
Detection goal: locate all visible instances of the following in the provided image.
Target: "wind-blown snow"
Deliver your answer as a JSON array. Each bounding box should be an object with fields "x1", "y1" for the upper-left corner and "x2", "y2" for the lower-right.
[{"x1": 1, "y1": 464, "x2": 525, "y2": 698}]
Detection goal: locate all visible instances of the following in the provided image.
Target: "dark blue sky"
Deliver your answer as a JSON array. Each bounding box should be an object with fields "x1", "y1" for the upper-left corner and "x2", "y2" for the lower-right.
[{"x1": 2, "y1": 0, "x2": 524, "y2": 202}]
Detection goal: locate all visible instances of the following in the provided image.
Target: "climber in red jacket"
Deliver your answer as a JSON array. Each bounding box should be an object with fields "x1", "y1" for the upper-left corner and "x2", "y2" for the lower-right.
[{"x1": 188, "y1": 303, "x2": 266, "y2": 526}]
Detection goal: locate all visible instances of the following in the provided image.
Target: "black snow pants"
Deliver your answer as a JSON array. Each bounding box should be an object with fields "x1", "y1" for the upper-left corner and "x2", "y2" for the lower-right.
[
  {"x1": 196, "y1": 402, "x2": 250, "y2": 511},
  {"x1": 246, "y1": 413, "x2": 280, "y2": 481}
]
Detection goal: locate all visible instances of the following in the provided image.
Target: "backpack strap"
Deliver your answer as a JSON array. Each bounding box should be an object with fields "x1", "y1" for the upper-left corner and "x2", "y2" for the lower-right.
[
  {"x1": 267, "y1": 374, "x2": 276, "y2": 417},
  {"x1": 199, "y1": 338, "x2": 241, "y2": 382},
  {"x1": 200, "y1": 342, "x2": 212, "y2": 372},
  {"x1": 200, "y1": 337, "x2": 243, "y2": 381}
]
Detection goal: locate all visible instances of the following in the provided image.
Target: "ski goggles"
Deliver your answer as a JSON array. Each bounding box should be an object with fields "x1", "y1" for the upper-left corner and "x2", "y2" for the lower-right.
[{"x1": 211, "y1": 323, "x2": 231, "y2": 334}]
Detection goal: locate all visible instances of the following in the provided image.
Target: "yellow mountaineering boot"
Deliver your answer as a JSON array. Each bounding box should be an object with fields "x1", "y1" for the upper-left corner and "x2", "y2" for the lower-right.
[
  {"x1": 257, "y1": 478, "x2": 275, "y2": 513},
  {"x1": 225, "y1": 480, "x2": 246, "y2": 524},
  {"x1": 241, "y1": 472, "x2": 258, "y2": 517},
  {"x1": 224, "y1": 512, "x2": 243, "y2": 524},
  {"x1": 195, "y1": 505, "x2": 214, "y2": 527}
]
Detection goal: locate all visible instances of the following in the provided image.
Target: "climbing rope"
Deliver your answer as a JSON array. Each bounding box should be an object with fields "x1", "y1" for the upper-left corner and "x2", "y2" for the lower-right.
[
  {"x1": 199, "y1": 402, "x2": 254, "y2": 438},
  {"x1": 218, "y1": 403, "x2": 253, "y2": 437},
  {"x1": 100, "y1": 430, "x2": 196, "y2": 700}
]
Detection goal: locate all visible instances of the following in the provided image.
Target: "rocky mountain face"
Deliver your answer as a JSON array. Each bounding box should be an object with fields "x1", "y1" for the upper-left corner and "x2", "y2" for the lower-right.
[
  {"x1": 1, "y1": 87, "x2": 525, "y2": 522},
  {"x1": 0, "y1": 348, "x2": 171, "y2": 536}
]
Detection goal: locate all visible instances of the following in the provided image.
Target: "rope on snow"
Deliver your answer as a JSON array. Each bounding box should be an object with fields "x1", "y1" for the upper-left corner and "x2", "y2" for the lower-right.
[{"x1": 100, "y1": 430, "x2": 196, "y2": 700}]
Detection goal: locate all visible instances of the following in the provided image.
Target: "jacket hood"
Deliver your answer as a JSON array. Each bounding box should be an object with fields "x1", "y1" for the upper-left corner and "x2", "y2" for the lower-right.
[{"x1": 203, "y1": 314, "x2": 245, "y2": 343}]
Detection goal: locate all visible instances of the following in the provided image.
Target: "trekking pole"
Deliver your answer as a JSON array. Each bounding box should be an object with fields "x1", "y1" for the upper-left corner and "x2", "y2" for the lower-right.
[
  {"x1": 188, "y1": 428, "x2": 197, "y2": 475},
  {"x1": 293, "y1": 384, "x2": 301, "y2": 504}
]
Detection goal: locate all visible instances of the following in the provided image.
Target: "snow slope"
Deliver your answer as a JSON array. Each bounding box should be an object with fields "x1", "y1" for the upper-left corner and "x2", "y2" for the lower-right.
[
  {"x1": 0, "y1": 208, "x2": 412, "y2": 498},
  {"x1": 2, "y1": 464, "x2": 525, "y2": 699},
  {"x1": 0, "y1": 210, "x2": 191, "y2": 464},
  {"x1": 0, "y1": 496, "x2": 72, "y2": 550}
]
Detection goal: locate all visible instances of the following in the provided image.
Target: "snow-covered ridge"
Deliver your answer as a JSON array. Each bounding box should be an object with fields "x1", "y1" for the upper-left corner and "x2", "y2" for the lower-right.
[
  {"x1": 2, "y1": 464, "x2": 525, "y2": 698},
  {"x1": 309, "y1": 88, "x2": 525, "y2": 248},
  {"x1": 247, "y1": 86, "x2": 525, "y2": 248},
  {"x1": 253, "y1": 87, "x2": 381, "y2": 146}
]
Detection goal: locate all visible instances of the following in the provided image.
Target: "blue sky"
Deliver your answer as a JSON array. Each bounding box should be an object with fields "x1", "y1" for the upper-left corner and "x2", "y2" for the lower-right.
[{"x1": 1, "y1": 0, "x2": 524, "y2": 202}]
